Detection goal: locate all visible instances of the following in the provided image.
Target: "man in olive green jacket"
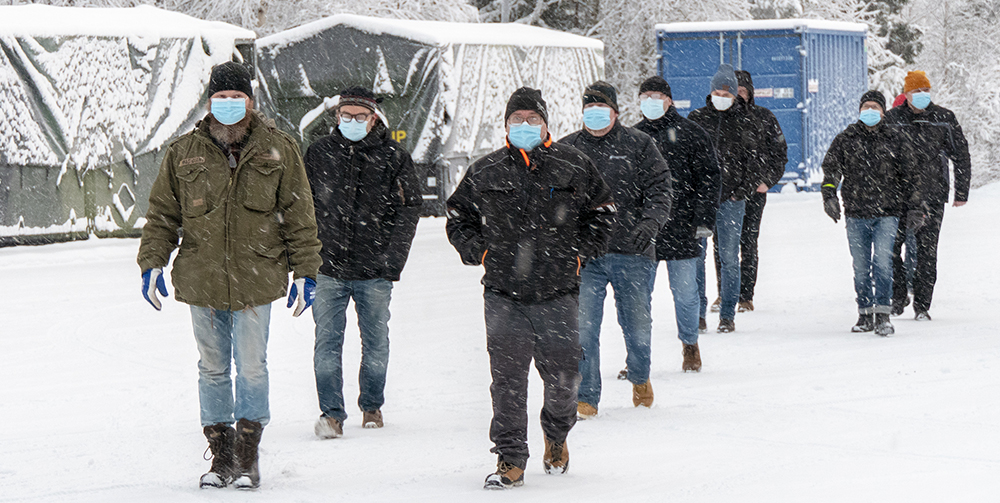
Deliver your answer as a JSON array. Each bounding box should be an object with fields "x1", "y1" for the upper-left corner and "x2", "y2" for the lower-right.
[{"x1": 137, "y1": 62, "x2": 321, "y2": 490}]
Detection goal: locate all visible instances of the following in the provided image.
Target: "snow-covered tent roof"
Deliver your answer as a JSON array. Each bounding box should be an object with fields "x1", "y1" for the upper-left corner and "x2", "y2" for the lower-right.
[
  {"x1": 0, "y1": 4, "x2": 255, "y2": 39},
  {"x1": 656, "y1": 19, "x2": 867, "y2": 34}
]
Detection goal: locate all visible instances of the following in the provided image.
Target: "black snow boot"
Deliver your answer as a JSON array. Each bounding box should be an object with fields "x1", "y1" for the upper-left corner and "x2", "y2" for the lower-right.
[
  {"x1": 233, "y1": 419, "x2": 263, "y2": 490},
  {"x1": 851, "y1": 314, "x2": 875, "y2": 333},
  {"x1": 200, "y1": 423, "x2": 237, "y2": 489},
  {"x1": 874, "y1": 313, "x2": 895, "y2": 337}
]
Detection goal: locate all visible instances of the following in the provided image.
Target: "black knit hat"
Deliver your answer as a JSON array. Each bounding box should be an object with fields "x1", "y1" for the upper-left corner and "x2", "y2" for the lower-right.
[
  {"x1": 639, "y1": 76, "x2": 671, "y2": 98},
  {"x1": 505, "y1": 87, "x2": 548, "y2": 124},
  {"x1": 859, "y1": 90, "x2": 886, "y2": 111},
  {"x1": 208, "y1": 62, "x2": 253, "y2": 98},
  {"x1": 583, "y1": 81, "x2": 618, "y2": 112},
  {"x1": 339, "y1": 86, "x2": 380, "y2": 112}
]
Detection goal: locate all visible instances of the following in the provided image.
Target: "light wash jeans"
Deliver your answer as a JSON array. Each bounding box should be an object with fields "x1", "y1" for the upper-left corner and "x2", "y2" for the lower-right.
[
  {"x1": 313, "y1": 275, "x2": 392, "y2": 422},
  {"x1": 191, "y1": 304, "x2": 271, "y2": 427},
  {"x1": 666, "y1": 258, "x2": 700, "y2": 346},
  {"x1": 846, "y1": 216, "x2": 899, "y2": 314},
  {"x1": 716, "y1": 199, "x2": 746, "y2": 321},
  {"x1": 577, "y1": 253, "x2": 657, "y2": 407}
]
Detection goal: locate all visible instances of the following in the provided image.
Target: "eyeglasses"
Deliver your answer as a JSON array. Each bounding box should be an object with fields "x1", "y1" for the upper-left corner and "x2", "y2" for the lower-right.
[
  {"x1": 507, "y1": 115, "x2": 544, "y2": 126},
  {"x1": 339, "y1": 111, "x2": 373, "y2": 122}
]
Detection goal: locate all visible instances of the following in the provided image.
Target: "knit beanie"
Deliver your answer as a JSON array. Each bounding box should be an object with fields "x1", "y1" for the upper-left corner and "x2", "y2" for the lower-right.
[
  {"x1": 505, "y1": 87, "x2": 548, "y2": 124},
  {"x1": 338, "y1": 86, "x2": 379, "y2": 112},
  {"x1": 208, "y1": 62, "x2": 253, "y2": 98},
  {"x1": 710, "y1": 64, "x2": 738, "y2": 95},
  {"x1": 903, "y1": 71, "x2": 931, "y2": 93},
  {"x1": 859, "y1": 90, "x2": 886, "y2": 112},
  {"x1": 639, "y1": 76, "x2": 672, "y2": 98},
  {"x1": 583, "y1": 81, "x2": 619, "y2": 112}
]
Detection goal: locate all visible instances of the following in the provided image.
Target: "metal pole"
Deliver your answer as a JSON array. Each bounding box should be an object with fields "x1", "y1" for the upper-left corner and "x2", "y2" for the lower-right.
[{"x1": 501, "y1": 0, "x2": 510, "y2": 23}]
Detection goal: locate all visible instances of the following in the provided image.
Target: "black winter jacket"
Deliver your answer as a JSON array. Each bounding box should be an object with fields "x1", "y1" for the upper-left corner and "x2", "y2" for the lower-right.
[
  {"x1": 742, "y1": 83, "x2": 788, "y2": 188},
  {"x1": 304, "y1": 123, "x2": 422, "y2": 282},
  {"x1": 446, "y1": 137, "x2": 615, "y2": 304},
  {"x1": 635, "y1": 107, "x2": 721, "y2": 261},
  {"x1": 884, "y1": 102, "x2": 971, "y2": 205},
  {"x1": 687, "y1": 95, "x2": 771, "y2": 201},
  {"x1": 821, "y1": 122, "x2": 922, "y2": 219},
  {"x1": 559, "y1": 122, "x2": 672, "y2": 260}
]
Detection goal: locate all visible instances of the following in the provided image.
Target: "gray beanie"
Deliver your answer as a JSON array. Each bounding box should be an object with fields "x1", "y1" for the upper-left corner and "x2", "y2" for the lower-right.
[{"x1": 711, "y1": 64, "x2": 738, "y2": 95}]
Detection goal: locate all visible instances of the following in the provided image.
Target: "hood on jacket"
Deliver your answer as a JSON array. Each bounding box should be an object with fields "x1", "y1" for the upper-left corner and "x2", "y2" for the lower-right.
[{"x1": 735, "y1": 70, "x2": 755, "y2": 106}]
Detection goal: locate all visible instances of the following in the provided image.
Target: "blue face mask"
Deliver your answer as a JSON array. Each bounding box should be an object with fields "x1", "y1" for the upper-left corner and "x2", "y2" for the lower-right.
[
  {"x1": 911, "y1": 91, "x2": 931, "y2": 110},
  {"x1": 508, "y1": 123, "x2": 543, "y2": 151},
  {"x1": 583, "y1": 107, "x2": 613, "y2": 130},
  {"x1": 339, "y1": 118, "x2": 369, "y2": 142},
  {"x1": 640, "y1": 98, "x2": 666, "y2": 120},
  {"x1": 859, "y1": 109, "x2": 882, "y2": 127},
  {"x1": 211, "y1": 98, "x2": 247, "y2": 125}
]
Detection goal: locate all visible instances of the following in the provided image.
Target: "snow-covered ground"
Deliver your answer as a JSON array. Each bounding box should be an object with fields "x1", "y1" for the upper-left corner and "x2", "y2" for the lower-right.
[{"x1": 2, "y1": 187, "x2": 998, "y2": 502}]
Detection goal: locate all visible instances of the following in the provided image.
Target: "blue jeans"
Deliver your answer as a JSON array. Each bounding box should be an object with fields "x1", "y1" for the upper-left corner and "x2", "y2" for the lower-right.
[
  {"x1": 313, "y1": 275, "x2": 392, "y2": 422},
  {"x1": 846, "y1": 216, "x2": 898, "y2": 313},
  {"x1": 716, "y1": 199, "x2": 746, "y2": 321},
  {"x1": 577, "y1": 253, "x2": 657, "y2": 407},
  {"x1": 191, "y1": 304, "x2": 271, "y2": 427},
  {"x1": 666, "y1": 258, "x2": 700, "y2": 345},
  {"x1": 696, "y1": 237, "x2": 708, "y2": 319}
]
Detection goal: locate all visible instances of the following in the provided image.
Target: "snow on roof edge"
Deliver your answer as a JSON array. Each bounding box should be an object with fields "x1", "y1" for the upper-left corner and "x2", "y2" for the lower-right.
[
  {"x1": 257, "y1": 14, "x2": 603, "y2": 50},
  {"x1": 656, "y1": 19, "x2": 867, "y2": 34},
  {"x1": 0, "y1": 5, "x2": 256, "y2": 39}
]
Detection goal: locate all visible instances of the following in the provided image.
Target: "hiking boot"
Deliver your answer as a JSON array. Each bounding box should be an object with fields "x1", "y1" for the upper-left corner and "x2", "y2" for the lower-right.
[
  {"x1": 362, "y1": 409, "x2": 383, "y2": 429},
  {"x1": 314, "y1": 416, "x2": 343, "y2": 439},
  {"x1": 914, "y1": 311, "x2": 932, "y2": 321},
  {"x1": 632, "y1": 380, "x2": 654, "y2": 408},
  {"x1": 484, "y1": 460, "x2": 524, "y2": 489},
  {"x1": 891, "y1": 297, "x2": 909, "y2": 316},
  {"x1": 577, "y1": 401, "x2": 597, "y2": 420},
  {"x1": 738, "y1": 300, "x2": 754, "y2": 312},
  {"x1": 717, "y1": 318, "x2": 735, "y2": 333},
  {"x1": 699, "y1": 317, "x2": 708, "y2": 333},
  {"x1": 851, "y1": 314, "x2": 875, "y2": 333},
  {"x1": 710, "y1": 297, "x2": 721, "y2": 313},
  {"x1": 232, "y1": 419, "x2": 263, "y2": 490},
  {"x1": 617, "y1": 367, "x2": 629, "y2": 380},
  {"x1": 874, "y1": 313, "x2": 895, "y2": 337},
  {"x1": 682, "y1": 343, "x2": 702, "y2": 372},
  {"x1": 199, "y1": 423, "x2": 237, "y2": 489},
  {"x1": 543, "y1": 437, "x2": 569, "y2": 474}
]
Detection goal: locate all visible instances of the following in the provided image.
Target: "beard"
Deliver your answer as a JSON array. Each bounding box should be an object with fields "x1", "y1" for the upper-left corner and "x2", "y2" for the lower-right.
[{"x1": 208, "y1": 113, "x2": 251, "y2": 147}]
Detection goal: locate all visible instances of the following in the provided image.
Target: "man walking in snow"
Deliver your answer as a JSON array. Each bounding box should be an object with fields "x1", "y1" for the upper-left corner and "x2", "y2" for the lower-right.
[
  {"x1": 634, "y1": 76, "x2": 720, "y2": 372},
  {"x1": 559, "y1": 81, "x2": 671, "y2": 416},
  {"x1": 137, "y1": 62, "x2": 322, "y2": 490},
  {"x1": 821, "y1": 90, "x2": 922, "y2": 336},
  {"x1": 446, "y1": 87, "x2": 615, "y2": 490},
  {"x1": 305, "y1": 87, "x2": 422, "y2": 438},
  {"x1": 885, "y1": 70, "x2": 971, "y2": 321},
  {"x1": 688, "y1": 64, "x2": 771, "y2": 333}
]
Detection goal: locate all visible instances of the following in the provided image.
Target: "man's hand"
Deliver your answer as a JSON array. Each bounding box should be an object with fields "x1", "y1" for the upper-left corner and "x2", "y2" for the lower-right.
[
  {"x1": 954, "y1": 201, "x2": 967, "y2": 207},
  {"x1": 141, "y1": 268, "x2": 168, "y2": 310},
  {"x1": 628, "y1": 220, "x2": 660, "y2": 251},
  {"x1": 287, "y1": 277, "x2": 317, "y2": 317},
  {"x1": 756, "y1": 183, "x2": 769, "y2": 193},
  {"x1": 906, "y1": 210, "x2": 926, "y2": 231},
  {"x1": 695, "y1": 226, "x2": 713, "y2": 238},
  {"x1": 823, "y1": 198, "x2": 841, "y2": 223}
]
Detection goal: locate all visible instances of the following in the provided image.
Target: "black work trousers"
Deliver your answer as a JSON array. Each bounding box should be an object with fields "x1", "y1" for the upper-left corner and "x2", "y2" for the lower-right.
[
  {"x1": 713, "y1": 191, "x2": 767, "y2": 302},
  {"x1": 892, "y1": 202, "x2": 945, "y2": 313},
  {"x1": 485, "y1": 290, "x2": 581, "y2": 470}
]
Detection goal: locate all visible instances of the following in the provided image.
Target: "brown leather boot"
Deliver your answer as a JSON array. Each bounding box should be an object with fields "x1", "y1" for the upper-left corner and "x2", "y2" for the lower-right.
[
  {"x1": 632, "y1": 380, "x2": 654, "y2": 407},
  {"x1": 362, "y1": 409, "x2": 383, "y2": 429},
  {"x1": 577, "y1": 401, "x2": 598, "y2": 420},
  {"x1": 484, "y1": 460, "x2": 524, "y2": 489},
  {"x1": 233, "y1": 419, "x2": 263, "y2": 490},
  {"x1": 543, "y1": 437, "x2": 569, "y2": 474},
  {"x1": 200, "y1": 423, "x2": 237, "y2": 488},
  {"x1": 682, "y1": 343, "x2": 702, "y2": 372}
]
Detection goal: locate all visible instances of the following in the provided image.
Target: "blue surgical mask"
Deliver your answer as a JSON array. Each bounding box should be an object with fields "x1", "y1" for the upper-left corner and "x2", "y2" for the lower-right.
[
  {"x1": 211, "y1": 98, "x2": 247, "y2": 125},
  {"x1": 911, "y1": 91, "x2": 931, "y2": 110},
  {"x1": 339, "y1": 118, "x2": 369, "y2": 142},
  {"x1": 508, "y1": 123, "x2": 543, "y2": 151},
  {"x1": 859, "y1": 109, "x2": 882, "y2": 127},
  {"x1": 641, "y1": 98, "x2": 666, "y2": 120},
  {"x1": 583, "y1": 107, "x2": 613, "y2": 130}
]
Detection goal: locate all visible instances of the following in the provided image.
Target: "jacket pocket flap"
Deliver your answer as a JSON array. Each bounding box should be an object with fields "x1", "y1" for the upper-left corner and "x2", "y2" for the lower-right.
[
  {"x1": 250, "y1": 163, "x2": 283, "y2": 176},
  {"x1": 254, "y1": 245, "x2": 286, "y2": 259},
  {"x1": 177, "y1": 165, "x2": 207, "y2": 182}
]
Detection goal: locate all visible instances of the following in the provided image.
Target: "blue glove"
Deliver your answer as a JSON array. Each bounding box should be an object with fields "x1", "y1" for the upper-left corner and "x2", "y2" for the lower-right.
[
  {"x1": 141, "y1": 268, "x2": 168, "y2": 310},
  {"x1": 287, "y1": 277, "x2": 316, "y2": 317}
]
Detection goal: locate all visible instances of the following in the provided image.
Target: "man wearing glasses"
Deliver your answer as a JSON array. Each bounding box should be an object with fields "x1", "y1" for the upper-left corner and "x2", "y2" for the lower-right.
[
  {"x1": 446, "y1": 87, "x2": 615, "y2": 489},
  {"x1": 304, "y1": 87, "x2": 422, "y2": 438}
]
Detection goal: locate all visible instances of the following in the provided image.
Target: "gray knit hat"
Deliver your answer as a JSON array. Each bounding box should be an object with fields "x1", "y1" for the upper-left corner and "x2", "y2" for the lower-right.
[{"x1": 710, "y1": 64, "x2": 738, "y2": 95}]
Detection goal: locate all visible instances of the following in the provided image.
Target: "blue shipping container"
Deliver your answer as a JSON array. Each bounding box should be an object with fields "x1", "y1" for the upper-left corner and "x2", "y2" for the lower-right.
[{"x1": 655, "y1": 20, "x2": 867, "y2": 190}]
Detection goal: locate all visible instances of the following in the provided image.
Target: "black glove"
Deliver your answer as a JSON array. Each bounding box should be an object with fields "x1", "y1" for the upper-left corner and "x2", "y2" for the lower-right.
[
  {"x1": 906, "y1": 209, "x2": 926, "y2": 231},
  {"x1": 628, "y1": 219, "x2": 660, "y2": 251},
  {"x1": 824, "y1": 198, "x2": 841, "y2": 223}
]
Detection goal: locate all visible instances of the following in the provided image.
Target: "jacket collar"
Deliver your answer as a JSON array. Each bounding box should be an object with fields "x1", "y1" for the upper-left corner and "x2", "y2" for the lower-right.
[{"x1": 505, "y1": 134, "x2": 554, "y2": 169}]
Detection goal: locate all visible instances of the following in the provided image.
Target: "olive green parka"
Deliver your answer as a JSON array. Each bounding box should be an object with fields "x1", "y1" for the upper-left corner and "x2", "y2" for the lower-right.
[{"x1": 137, "y1": 112, "x2": 322, "y2": 311}]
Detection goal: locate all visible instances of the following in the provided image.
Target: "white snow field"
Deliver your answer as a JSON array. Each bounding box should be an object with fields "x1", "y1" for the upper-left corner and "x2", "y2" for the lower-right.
[{"x1": 2, "y1": 187, "x2": 998, "y2": 502}]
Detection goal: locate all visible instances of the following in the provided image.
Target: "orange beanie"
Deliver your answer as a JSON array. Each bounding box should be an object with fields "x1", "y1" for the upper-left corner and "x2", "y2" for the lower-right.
[{"x1": 904, "y1": 71, "x2": 931, "y2": 93}]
